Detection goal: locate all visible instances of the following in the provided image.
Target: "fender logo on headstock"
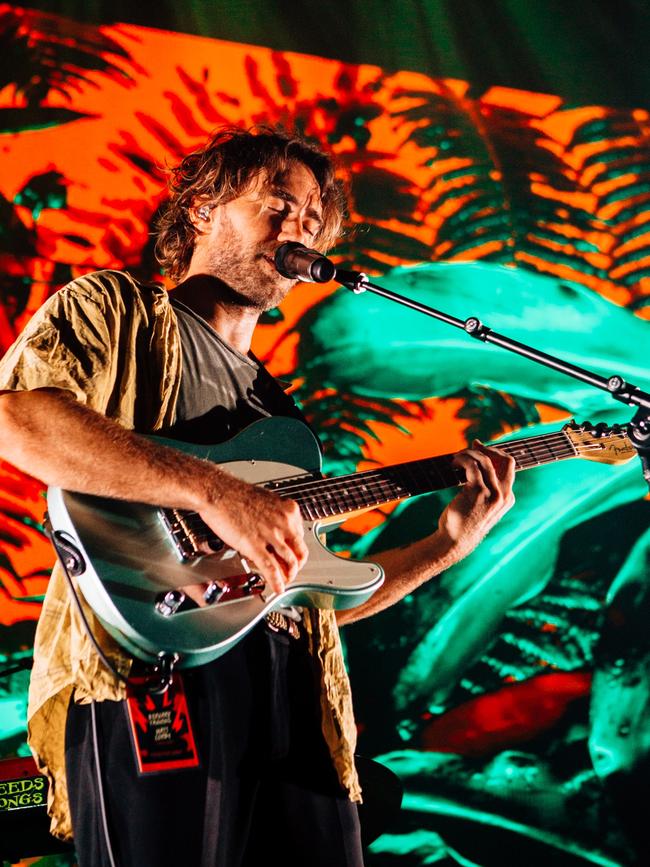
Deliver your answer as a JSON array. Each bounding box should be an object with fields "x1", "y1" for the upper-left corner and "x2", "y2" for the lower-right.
[{"x1": 565, "y1": 421, "x2": 635, "y2": 465}]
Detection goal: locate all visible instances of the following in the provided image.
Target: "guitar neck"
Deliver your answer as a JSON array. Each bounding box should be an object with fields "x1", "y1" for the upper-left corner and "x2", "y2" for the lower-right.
[{"x1": 273, "y1": 429, "x2": 578, "y2": 521}]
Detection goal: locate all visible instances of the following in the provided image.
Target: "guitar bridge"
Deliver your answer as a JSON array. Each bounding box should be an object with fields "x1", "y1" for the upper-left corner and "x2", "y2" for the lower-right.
[
  {"x1": 158, "y1": 508, "x2": 225, "y2": 562},
  {"x1": 155, "y1": 573, "x2": 266, "y2": 617}
]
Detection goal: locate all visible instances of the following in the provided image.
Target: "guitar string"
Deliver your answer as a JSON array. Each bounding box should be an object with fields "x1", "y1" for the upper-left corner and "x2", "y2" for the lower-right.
[
  {"x1": 179, "y1": 441, "x2": 611, "y2": 525},
  {"x1": 178, "y1": 447, "x2": 608, "y2": 535},
  {"x1": 260, "y1": 431, "x2": 623, "y2": 500},
  {"x1": 179, "y1": 440, "x2": 620, "y2": 526},
  {"x1": 179, "y1": 432, "x2": 618, "y2": 516},
  {"x1": 257, "y1": 434, "x2": 611, "y2": 502},
  {"x1": 173, "y1": 432, "x2": 626, "y2": 532},
  {"x1": 269, "y1": 432, "x2": 576, "y2": 497}
]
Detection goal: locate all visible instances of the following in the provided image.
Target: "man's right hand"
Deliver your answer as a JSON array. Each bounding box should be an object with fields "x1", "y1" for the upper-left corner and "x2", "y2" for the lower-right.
[{"x1": 198, "y1": 474, "x2": 308, "y2": 596}]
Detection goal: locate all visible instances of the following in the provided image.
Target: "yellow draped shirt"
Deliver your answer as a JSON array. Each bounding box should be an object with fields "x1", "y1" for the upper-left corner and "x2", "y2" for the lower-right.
[{"x1": 0, "y1": 270, "x2": 361, "y2": 841}]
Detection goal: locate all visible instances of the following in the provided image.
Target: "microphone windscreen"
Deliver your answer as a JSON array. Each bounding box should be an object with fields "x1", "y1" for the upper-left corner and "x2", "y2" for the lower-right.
[{"x1": 275, "y1": 242, "x2": 335, "y2": 283}]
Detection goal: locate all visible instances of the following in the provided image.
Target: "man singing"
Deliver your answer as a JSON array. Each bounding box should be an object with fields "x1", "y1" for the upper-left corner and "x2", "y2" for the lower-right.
[{"x1": 0, "y1": 126, "x2": 515, "y2": 866}]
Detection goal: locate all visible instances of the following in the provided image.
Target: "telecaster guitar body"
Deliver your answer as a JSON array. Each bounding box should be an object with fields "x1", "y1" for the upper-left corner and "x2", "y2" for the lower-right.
[{"x1": 47, "y1": 417, "x2": 383, "y2": 668}]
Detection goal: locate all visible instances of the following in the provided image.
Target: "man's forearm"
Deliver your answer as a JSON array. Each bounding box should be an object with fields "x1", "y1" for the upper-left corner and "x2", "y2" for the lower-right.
[
  {"x1": 0, "y1": 389, "x2": 229, "y2": 511},
  {"x1": 336, "y1": 532, "x2": 460, "y2": 625},
  {"x1": 0, "y1": 388, "x2": 309, "y2": 593},
  {"x1": 337, "y1": 441, "x2": 516, "y2": 626}
]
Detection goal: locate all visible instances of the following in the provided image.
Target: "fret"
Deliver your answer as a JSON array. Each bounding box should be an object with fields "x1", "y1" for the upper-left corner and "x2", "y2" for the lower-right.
[
  {"x1": 402, "y1": 459, "x2": 439, "y2": 496},
  {"x1": 300, "y1": 497, "x2": 317, "y2": 521},
  {"x1": 399, "y1": 461, "x2": 424, "y2": 497},
  {"x1": 502, "y1": 442, "x2": 529, "y2": 468},
  {"x1": 501, "y1": 432, "x2": 574, "y2": 470},
  {"x1": 542, "y1": 436, "x2": 557, "y2": 462},
  {"x1": 430, "y1": 457, "x2": 461, "y2": 489},
  {"x1": 523, "y1": 442, "x2": 541, "y2": 467},
  {"x1": 381, "y1": 468, "x2": 407, "y2": 500},
  {"x1": 322, "y1": 490, "x2": 336, "y2": 517}
]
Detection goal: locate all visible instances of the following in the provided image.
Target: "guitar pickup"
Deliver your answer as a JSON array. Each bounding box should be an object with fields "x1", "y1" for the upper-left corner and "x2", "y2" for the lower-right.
[
  {"x1": 263, "y1": 469, "x2": 322, "y2": 491},
  {"x1": 158, "y1": 508, "x2": 225, "y2": 562}
]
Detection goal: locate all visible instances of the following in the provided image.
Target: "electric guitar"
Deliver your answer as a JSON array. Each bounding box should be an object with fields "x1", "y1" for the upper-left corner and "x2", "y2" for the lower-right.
[{"x1": 46, "y1": 416, "x2": 635, "y2": 668}]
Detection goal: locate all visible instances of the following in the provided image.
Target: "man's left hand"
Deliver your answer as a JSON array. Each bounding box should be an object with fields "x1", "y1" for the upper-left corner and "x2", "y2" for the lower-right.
[{"x1": 437, "y1": 439, "x2": 516, "y2": 562}]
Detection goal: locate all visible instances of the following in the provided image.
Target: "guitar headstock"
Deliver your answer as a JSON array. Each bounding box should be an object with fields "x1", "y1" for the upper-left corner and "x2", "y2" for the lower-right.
[{"x1": 564, "y1": 421, "x2": 636, "y2": 465}]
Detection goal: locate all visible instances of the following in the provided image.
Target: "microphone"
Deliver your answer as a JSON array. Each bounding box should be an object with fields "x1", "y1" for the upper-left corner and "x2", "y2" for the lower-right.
[{"x1": 274, "y1": 242, "x2": 336, "y2": 283}]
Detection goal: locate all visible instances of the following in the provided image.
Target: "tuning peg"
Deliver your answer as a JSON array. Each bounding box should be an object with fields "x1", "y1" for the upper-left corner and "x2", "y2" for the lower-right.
[{"x1": 584, "y1": 422, "x2": 609, "y2": 438}]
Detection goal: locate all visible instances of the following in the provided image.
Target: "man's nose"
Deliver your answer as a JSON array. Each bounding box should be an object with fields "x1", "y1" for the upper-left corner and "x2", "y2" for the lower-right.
[{"x1": 276, "y1": 213, "x2": 311, "y2": 246}]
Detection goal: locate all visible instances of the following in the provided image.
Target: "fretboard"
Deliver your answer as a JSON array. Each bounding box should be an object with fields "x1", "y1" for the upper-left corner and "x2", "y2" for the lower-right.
[{"x1": 268, "y1": 429, "x2": 578, "y2": 521}]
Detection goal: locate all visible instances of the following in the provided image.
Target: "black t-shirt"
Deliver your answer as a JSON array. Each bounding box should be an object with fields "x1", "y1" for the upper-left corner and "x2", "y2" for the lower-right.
[
  {"x1": 165, "y1": 296, "x2": 307, "y2": 444},
  {"x1": 165, "y1": 296, "x2": 308, "y2": 621}
]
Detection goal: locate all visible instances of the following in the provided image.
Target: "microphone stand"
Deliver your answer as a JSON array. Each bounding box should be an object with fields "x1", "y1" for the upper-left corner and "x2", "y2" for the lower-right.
[{"x1": 333, "y1": 268, "x2": 650, "y2": 490}]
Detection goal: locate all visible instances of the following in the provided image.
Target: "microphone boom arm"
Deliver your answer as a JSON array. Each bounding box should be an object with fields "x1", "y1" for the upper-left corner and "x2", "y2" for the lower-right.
[{"x1": 332, "y1": 266, "x2": 650, "y2": 489}]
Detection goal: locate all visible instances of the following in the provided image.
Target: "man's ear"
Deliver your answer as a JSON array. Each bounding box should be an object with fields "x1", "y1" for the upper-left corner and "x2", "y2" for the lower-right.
[{"x1": 190, "y1": 202, "x2": 214, "y2": 229}]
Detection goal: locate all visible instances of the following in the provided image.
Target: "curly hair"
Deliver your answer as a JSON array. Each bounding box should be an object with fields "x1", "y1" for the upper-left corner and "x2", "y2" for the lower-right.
[{"x1": 155, "y1": 126, "x2": 346, "y2": 282}]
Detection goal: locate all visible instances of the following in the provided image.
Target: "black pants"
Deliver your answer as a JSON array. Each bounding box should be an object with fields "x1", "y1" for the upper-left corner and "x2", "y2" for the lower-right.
[{"x1": 65, "y1": 624, "x2": 364, "y2": 867}]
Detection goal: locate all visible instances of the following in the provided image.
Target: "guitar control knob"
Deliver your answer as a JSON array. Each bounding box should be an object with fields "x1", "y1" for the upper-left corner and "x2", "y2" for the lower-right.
[{"x1": 156, "y1": 590, "x2": 185, "y2": 617}]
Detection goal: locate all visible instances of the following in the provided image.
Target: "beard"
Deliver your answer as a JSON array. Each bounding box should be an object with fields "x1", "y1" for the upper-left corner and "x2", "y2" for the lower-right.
[{"x1": 202, "y1": 216, "x2": 296, "y2": 312}]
